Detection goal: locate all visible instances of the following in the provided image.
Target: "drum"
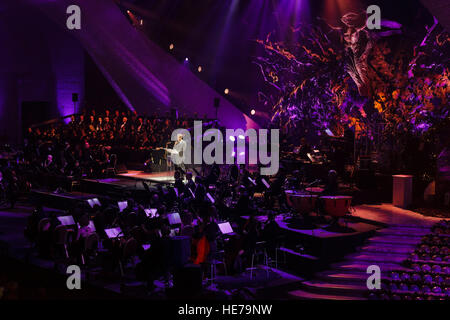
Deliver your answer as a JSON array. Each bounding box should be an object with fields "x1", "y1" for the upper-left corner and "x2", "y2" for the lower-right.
[
  {"x1": 320, "y1": 196, "x2": 352, "y2": 217},
  {"x1": 305, "y1": 187, "x2": 324, "y2": 195},
  {"x1": 253, "y1": 192, "x2": 264, "y2": 199},
  {"x1": 285, "y1": 191, "x2": 318, "y2": 215}
]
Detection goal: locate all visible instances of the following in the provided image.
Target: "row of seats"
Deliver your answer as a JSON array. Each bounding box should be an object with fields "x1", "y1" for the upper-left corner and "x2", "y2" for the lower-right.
[{"x1": 370, "y1": 220, "x2": 449, "y2": 300}]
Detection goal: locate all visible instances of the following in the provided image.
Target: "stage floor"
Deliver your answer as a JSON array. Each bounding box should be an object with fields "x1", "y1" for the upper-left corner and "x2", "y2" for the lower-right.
[{"x1": 117, "y1": 170, "x2": 176, "y2": 184}]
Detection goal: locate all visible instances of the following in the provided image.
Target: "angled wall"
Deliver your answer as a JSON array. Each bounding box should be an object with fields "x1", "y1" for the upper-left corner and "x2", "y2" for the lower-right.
[
  {"x1": 25, "y1": 0, "x2": 258, "y2": 130},
  {"x1": 419, "y1": 0, "x2": 450, "y2": 31},
  {"x1": 0, "y1": 2, "x2": 84, "y2": 143}
]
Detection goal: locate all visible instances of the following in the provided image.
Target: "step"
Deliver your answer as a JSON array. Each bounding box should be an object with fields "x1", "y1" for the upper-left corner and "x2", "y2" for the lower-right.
[
  {"x1": 345, "y1": 253, "x2": 407, "y2": 264},
  {"x1": 278, "y1": 247, "x2": 319, "y2": 260},
  {"x1": 289, "y1": 288, "x2": 366, "y2": 300},
  {"x1": 366, "y1": 236, "x2": 422, "y2": 245},
  {"x1": 331, "y1": 262, "x2": 409, "y2": 273},
  {"x1": 316, "y1": 271, "x2": 369, "y2": 285},
  {"x1": 316, "y1": 270, "x2": 408, "y2": 286},
  {"x1": 378, "y1": 224, "x2": 431, "y2": 230},
  {"x1": 298, "y1": 280, "x2": 368, "y2": 296},
  {"x1": 376, "y1": 228, "x2": 429, "y2": 237},
  {"x1": 318, "y1": 269, "x2": 390, "y2": 279},
  {"x1": 385, "y1": 224, "x2": 431, "y2": 230},
  {"x1": 360, "y1": 244, "x2": 415, "y2": 254}
]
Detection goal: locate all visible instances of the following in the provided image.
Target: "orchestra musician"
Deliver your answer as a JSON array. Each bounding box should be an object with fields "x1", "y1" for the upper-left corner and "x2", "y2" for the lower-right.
[{"x1": 298, "y1": 137, "x2": 312, "y2": 160}]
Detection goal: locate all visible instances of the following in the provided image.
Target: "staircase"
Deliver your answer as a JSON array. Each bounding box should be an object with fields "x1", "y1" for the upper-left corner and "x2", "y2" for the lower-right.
[{"x1": 289, "y1": 224, "x2": 430, "y2": 300}]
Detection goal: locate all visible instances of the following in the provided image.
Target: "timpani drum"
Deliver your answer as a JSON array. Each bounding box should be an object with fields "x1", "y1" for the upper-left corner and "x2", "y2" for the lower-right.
[
  {"x1": 305, "y1": 187, "x2": 324, "y2": 195},
  {"x1": 320, "y1": 196, "x2": 352, "y2": 217},
  {"x1": 285, "y1": 191, "x2": 318, "y2": 215}
]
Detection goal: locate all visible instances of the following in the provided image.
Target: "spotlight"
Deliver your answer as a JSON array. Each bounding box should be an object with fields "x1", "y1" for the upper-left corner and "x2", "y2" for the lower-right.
[
  {"x1": 169, "y1": 43, "x2": 174, "y2": 50},
  {"x1": 127, "y1": 10, "x2": 130, "y2": 14},
  {"x1": 229, "y1": 136, "x2": 236, "y2": 142},
  {"x1": 140, "y1": 19, "x2": 143, "y2": 25},
  {"x1": 250, "y1": 109, "x2": 256, "y2": 115},
  {"x1": 185, "y1": 57, "x2": 189, "y2": 61},
  {"x1": 238, "y1": 135, "x2": 245, "y2": 140},
  {"x1": 197, "y1": 66, "x2": 202, "y2": 72},
  {"x1": 224, "y1": 88, "x2": 229, "y2": 95}
]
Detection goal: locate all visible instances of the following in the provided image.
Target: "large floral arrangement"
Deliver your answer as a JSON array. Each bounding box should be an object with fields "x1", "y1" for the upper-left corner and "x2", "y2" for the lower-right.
[{"x1": 255, "y1": 15, "x2": 449, "y2": 176}]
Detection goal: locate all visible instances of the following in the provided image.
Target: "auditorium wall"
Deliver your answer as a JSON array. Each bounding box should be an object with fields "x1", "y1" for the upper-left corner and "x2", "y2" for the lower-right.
[{"x1": 0, "y1": 2, "x2": 84, "y2": 144}]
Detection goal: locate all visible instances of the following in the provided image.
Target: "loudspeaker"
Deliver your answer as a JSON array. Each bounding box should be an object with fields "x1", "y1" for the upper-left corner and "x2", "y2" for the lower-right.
[
  {"x1": 72, "y1": 93, "x2": 79, "y2": 102},
  {"x1": 170, "y1": 108, "x2": 178, "y2": 120},
  {"x1": 173, "y1": 264, "x2": 203, "y2": 293},
  {"x1": 214, "y1": 97, "x2": 220, "y2": 108}
]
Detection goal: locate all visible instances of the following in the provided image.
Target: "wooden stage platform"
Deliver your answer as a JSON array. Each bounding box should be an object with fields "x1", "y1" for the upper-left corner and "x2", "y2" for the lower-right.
[
  {"x1": 117, "y1": 170, "x2": 176, "y2": 184},
  {"x1": 29, "y1": 171, "x2": 180, "y2": 208},
  {"x1": 242, "y1": 213, "x2": 382, "y2": 276}
]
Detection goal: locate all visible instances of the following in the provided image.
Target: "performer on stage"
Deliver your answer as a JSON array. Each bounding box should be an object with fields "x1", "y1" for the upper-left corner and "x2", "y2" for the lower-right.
[{"x1": 172, "y1": 133, "x2": 187, "y2": 175}]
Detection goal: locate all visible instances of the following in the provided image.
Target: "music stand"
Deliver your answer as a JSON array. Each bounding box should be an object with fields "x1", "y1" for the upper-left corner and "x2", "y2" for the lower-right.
[
  {"x1": 87, "y1": 198, "x2": 101, "y2": 208},
  {"x1": 118, "y1": 201, "x2": 128, "y2": 213},
  {"x1": 218, "y1": 222, "x2": 233, "y2": 235},
  {"x1": 105, "y1": 227, "x2": 122, "y2": 239},
  {"x1": 144, "y1": 208, "x2": 158, "y2": 218},
  {"x1": 168, "y1": 212, "x2": 181, "y2": 225},
  {"x1": 57, "y1": 215, "x2": 75, "y2": 226},
  {"x1": 206, "y1": 192, "x2": 215, "y2": 203}
]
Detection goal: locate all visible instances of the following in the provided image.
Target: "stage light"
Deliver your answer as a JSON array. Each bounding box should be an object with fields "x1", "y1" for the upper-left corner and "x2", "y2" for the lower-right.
[
  {"x1": 231, "y1": 151, "x2": 236, "y2": 157},
  {"x1": 250, "y1": 109, "x2": 256, "y2": 115},
  {"x1": 224, "y1": 88, "x2": 229, "y2": 95},
  {"x1": 239, "y1": 151, "x2": 245, "y2": 156},
  {"x1": 140, "y1": 19, "x2": 143, "y2": 25},
  {"x1": 169, "y1": 44, "x2": 174, "y2": 50},
  {"x1": 127, "y1": 10, "x2": 130, "y2": 14},
  {"x1": 238, "y1": 135, "x2": 245, "y2": 140},
  {"x1": 229, "y1": 136, "x2": 236, "y2": 142},
  {"x1": 197, "y1": 66, "x2": 202, "y2": 72},
  {"x1": 185, "y1": 57, "x2": 189, "y2": 61}
]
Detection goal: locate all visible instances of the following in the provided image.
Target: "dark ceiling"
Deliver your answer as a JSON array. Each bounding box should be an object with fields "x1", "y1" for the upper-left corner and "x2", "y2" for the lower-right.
[{"x1": 116, "y1": 0, "x2": 443, "y2": 119}]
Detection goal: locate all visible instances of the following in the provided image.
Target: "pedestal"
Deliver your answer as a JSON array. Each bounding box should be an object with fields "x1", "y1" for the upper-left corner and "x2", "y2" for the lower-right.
[{"x1": 392, "y1": 175, "x2": 413, "y2": 208}]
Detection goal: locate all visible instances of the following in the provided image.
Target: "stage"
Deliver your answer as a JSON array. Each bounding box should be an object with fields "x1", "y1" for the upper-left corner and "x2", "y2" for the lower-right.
[
  {"x1": 117, "y1": 170, "x2": 176, "y2": 184},
  {"x1": 0, "y1": 202, "x2": 442, "y2": 300},
  {"x1": 27, "y1": 171, "x2": 180, "y2": 209},
  {"x1": 77, "y1": 170, "x2": 183, "y2": 199}
]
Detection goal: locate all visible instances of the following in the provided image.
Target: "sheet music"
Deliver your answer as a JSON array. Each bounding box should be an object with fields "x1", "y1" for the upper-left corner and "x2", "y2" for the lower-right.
[
  {"x1": 118, "y1": 201, "x2": 128, "y2": 212},
  {"x1": 248, "y1": 177, "x2": 257, "y2": 186},
  {"x1": 57, "y1": 215, "x2": 75, "y2": 226},
  {"x1": 261, "y1": 178, "x2": 270, "y2": 189},
  {"x1": 206, "y1": 192, "x2": 215, "y2": 203},
  {"x1": 144, "y1": 208, "x2": 158, "y2": 218}
]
